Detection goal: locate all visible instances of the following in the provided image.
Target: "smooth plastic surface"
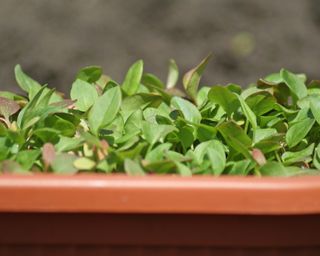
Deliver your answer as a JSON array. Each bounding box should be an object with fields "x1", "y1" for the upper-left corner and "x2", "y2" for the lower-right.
[
  {"x1": 1, "y1": 175, "x2": 320, "y2": 255},
  {"x1": 1, "y1": 174, "x2": 320, "y2": 214}
]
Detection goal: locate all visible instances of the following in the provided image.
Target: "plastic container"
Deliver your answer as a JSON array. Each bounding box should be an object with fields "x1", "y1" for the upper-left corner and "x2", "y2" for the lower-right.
[{"x1": 0, "y1": 174, "x2": 320, "y2": 256}]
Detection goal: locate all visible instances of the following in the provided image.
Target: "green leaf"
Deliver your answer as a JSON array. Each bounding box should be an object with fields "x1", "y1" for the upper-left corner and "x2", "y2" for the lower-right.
[
  {"x1": 0, "y1": 91, "x2": 26, "y2": 101},
  {"x1": 196, "y1": 87, "x2": 211, "y2": 107},
  {"x1": 166, "y1": 59, "x2": 179, "y2": 89},
  {"x1": 178, "y1": 126, "x2": 194, "y2": 150},
  {"x1": 260, "y1": 162, "x2": 305, "y2": 177},
  {"x1": 171, "y1": 96, "x2": 202, "y2": 124},
  {"x1": 103, "y1": 80, "x2": 120, "y2": 93},
  {"x1": 226, "y1": 160, "x2": 254, "y2": 175},
  {"x1": 17, "y1": 86, "x2": 51, "y2": 129},
  {"x1": 117, "y1": 142, "x2": 147, "y2": 161},
  {"x1": 44, "y1": 114, "x2": 77, "y2": 137},
  {"x1": 122, "y1": 60, "x2": 144, "y2": 96},
  {"x1": 15, "y1": 150, "x2": 40, "y2": 170},
  {"x1": 124, "y1": 159, "x2": 145, "y2": 176},
  {"x1": 15, "y1": 64, "x2": 42, "y2": 98},
  {"x1": 124, "y1": 109, "x2": 143, "y2": 133},
  {"x1": 286, "y1": 118, "x2": 315, "y2": 148},
  {"x1": 280, "y1": 69, "x2": 308, "y2": 100},
  {"x1": 206, "y1": 142, "x2": 226, "y2": 175},
  {"x1": 76, "y1": 66, "x2": 102, "y2": 83},
  {"x1": 33, "y1": 128, "x2": 60, "y2": 144},
  {"x1": 310, "y1": 96, "x2": 320, "y2": 126},
  {"x1": 245, "y1": 92, "x2": 276, "y2": 116},
  {"x1": 282, "y1": 143, "x2": 314, "y2": 165},
  {"x1": 96, "y1": 160, "x2": 111, "y2": 173},
  {"x1": 183, "y1": 54, "x2": 212, "y2": 102},
  {"x1": 218, "y1": 121, "x2": 252, "y2": 158},
  {"x1": 264, "y1": 73, "x2": 283, "y2": 84},
  {"x1": 73, "y1": 157, "x2": 96, "y2": 170},
  {"x1": 70, "y1": 79, "x2": 98, "y2": 111},
  {"x1": 208, "y1": 86, "x2": 239, "y2": 117},
  {"x1": 195, "y1": 123, "x2": 217, "y2": 142},
  {"x1": 51, "y1": 154, "x2": 78, "y2": 174},
  {"x1": 254, "y1": 134, "x2": 284, "y2": 154},
  {"x1": 142, "y1": 121, "x2": 177, "y2": 145},
  {"x1": 55, "y1": 136, "x2": 83, "y2": 152},
  {"x1": 235, "y1": 94, "x2": 257, "y2": 130},
  {"x1": 143, "y1": 159, "x2": 176, "y2": 174},
  {"x1": 144, "y1": 106, "x2": 170, "y2": 124},
  {"x1": 290, "y1": 107, "x2": 309, "y2": 123},
  {"x1": 313, "y1": 144, "x2": 320, "y2": 169},
  {"x1": 193, "y1": 140, "x2": 225, "y2": 167},
  {"x1": 88, "y1": 86, "x2": 122, "y2": 135},
  {"x1": 174, "y1": 161, "x2": 192, "y2": 176},
  {"x1": 142, "y1": 73, "x2": 164, "y2": 90},
  {"x1": 121, "y1": 93, "x2": 162, "y2": 120},
  {"x1": 145, "y1": 143, "x2": 172, "y2": 162},
  {"x1": 253, "y1": 128, "x2": 277, "y2": 144}
]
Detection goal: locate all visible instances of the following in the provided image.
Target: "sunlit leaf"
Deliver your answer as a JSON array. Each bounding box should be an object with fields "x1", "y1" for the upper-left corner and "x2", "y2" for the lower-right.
[
  {"x1": 88, "y1": 86, "x2": 122, "y2": 135},
  {"x1": 166, "y1": 59, "x2": 179, "y2": 89},
  {"x1": 183, "y1": 54, "x2": 212, "y2": 102},
  {"x1": 122, "y1": 60, "x2": 144, "y2": 96}
]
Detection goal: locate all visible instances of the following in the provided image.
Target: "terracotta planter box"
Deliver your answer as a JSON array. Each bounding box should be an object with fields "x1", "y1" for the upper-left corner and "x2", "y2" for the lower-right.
[{"x1": 0, "y1": 175, "x2": 320, "y2": 256}]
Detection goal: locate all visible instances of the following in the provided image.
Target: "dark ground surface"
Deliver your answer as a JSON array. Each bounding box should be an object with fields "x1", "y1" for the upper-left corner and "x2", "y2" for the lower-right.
[{"x1": 1, "y1": 0, "x2": 320, "y2": 93}]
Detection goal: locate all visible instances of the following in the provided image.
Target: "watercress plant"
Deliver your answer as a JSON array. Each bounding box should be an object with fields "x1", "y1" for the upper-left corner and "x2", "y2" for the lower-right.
[{"x1": 1, "y1": 56, "x2": 320, "y2": 176}]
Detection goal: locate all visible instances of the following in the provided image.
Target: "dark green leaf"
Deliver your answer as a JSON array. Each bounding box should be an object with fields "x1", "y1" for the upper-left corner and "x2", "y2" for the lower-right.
[
  {"x1": 245, "y1": 92, "x2": 276, "y2": 116},
  {"x1": 208, "y1": 86, "x2": 239, "y2": 117},
  {"x1": 218, "y1": 121, "x2": 252, "y2": 158},
  {"x1": 282, "y1": 143, "x2": 314, "y2": 165},
  {"x1": 142, "y1": 73, "x2": 164, "y2": 90},
  {"x1": 178, "y1": 126, "x2": 194, "y2": 150},
  {"x1": 236, "y1": 94, "x2": 257, "y2": 130},
  {"x1": 286, "y1": 118, "x2": 315, "y2": 148},
  {"x1": 76, "y1": 66, "x2": 102, "y2": 83}
]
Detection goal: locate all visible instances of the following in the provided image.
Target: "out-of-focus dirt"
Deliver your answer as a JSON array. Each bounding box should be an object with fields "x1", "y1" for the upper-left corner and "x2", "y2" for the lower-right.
[{"x1": 0, "y1": 0, "x2": 320, "y2": 92}]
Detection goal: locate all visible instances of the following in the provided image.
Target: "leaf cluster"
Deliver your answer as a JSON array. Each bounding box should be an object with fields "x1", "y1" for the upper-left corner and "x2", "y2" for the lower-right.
[{"x1": 1, "y1": 57, "x2": 320, "y2": 176}]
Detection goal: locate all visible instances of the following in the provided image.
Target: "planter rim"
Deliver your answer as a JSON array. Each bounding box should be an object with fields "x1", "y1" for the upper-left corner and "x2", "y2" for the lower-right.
[{"x1": 1, "y1": 174, "x2": 320, "y2": 215}]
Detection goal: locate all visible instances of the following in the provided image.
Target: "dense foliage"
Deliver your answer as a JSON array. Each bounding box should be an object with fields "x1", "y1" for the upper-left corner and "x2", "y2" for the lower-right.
[{"x1": 1, "y1": 55, "x2": 320, "y2": 176}]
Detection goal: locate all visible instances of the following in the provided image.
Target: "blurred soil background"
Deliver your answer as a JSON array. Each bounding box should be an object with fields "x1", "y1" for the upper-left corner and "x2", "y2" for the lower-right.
[{"x1": 1, "y1": 0, "x2": 320, "y2": 93}]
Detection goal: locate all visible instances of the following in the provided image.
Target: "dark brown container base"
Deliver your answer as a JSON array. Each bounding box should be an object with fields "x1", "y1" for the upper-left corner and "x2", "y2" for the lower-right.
[
  {"x1": 1, "y1": 246, "x2": 320, "y2": 256},
  {"x1": 1, "y1": 212, "x2": 320, "y2": 256}
]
